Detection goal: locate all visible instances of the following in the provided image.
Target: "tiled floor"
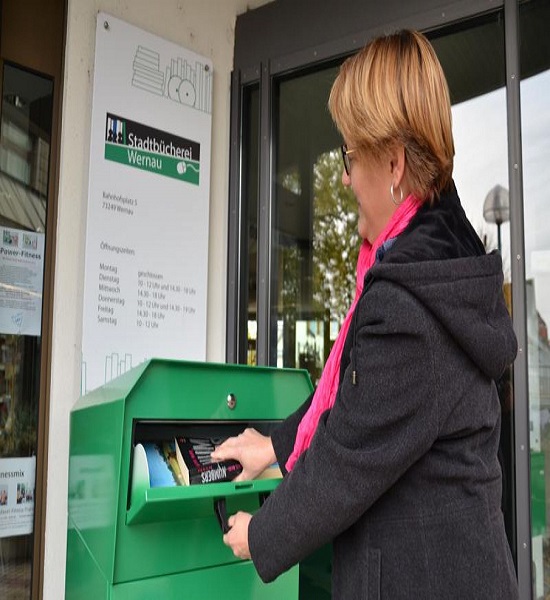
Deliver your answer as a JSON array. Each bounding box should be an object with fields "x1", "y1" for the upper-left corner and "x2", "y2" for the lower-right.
[{"x1": 0, "y1": 559, "x2": 31, "y2": 600}]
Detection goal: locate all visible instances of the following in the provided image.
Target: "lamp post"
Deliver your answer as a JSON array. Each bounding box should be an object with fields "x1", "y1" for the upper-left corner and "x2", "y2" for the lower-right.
[{"x1": 483, "y1": 184, "x2": 510, "y2": 254}]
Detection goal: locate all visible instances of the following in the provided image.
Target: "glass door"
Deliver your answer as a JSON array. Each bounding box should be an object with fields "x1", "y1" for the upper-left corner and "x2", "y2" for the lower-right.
[
  {"x1": 520, "y1": 1, "x2": 550, "y2": 597},
  {"x1": 0, "y1": 62, "x2": 53, "y2": 600},
  {"x1": 266, "y1": 14, "x2": 514, "y2": 433}
]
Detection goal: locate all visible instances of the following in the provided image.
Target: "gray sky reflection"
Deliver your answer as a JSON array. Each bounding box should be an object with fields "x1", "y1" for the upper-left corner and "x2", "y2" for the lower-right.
[{"x1": 452, "y1": 68, "x2": 550, "y2": 325}]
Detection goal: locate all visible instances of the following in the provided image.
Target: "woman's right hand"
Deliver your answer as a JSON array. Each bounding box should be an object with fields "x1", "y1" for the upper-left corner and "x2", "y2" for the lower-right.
[{"x1": 211, "y1": 428, "x2": 276, "y2": 481}]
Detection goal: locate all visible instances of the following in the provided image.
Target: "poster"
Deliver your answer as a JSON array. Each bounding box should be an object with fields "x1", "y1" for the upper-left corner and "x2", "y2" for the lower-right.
[
  {"x1": 0, "y1": 456, "x2": 36, "y2": 538},
  {"x1": 0, "y1": 227, "x2": 44, "y2": 336},
  {"x1": 81, "y1": 14, "x2": 212, "y2": 393}
]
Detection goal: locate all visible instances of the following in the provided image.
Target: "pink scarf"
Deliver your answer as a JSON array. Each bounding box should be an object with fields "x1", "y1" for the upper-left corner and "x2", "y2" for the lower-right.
[{"x1": 285, "y1": 194, "x2": 421, "y2": 472}]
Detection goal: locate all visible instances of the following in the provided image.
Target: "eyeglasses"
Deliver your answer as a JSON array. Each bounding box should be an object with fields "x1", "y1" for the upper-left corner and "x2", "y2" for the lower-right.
[{"x1": 340, "y1": 144, "x2": 356, "y2": 176}]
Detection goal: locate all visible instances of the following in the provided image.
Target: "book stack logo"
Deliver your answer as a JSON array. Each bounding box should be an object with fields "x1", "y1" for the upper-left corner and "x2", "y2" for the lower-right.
[
  {"x1": 104, "y1": 113, "x2": 200, "y2": 185},
  {"x1": 131, "y1": 45, "x2": 212, "y2": 115}
]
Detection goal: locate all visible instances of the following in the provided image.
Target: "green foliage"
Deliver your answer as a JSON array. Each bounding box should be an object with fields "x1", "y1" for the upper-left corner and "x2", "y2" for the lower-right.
[
  {"x1": 0, "y1": 405, "x2": 37, "y2": 457},
  {"x1": 275, "y1": 148, "x2": 359, "y2": 373},
  {"x1": 312, "y1": 149, "x2": 359, "y2": 324}
]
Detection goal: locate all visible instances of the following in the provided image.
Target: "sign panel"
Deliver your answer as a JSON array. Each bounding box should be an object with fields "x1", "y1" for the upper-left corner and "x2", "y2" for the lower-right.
[
  {"x1": 0, "y1": 456, "x2": 36, "y2": 538},
  {"x1": 0, "y1": 227, "x2": 44, "y2": 336},
  {"x1": 82, "y1": 14, "x2": 212, "y2": 392}
]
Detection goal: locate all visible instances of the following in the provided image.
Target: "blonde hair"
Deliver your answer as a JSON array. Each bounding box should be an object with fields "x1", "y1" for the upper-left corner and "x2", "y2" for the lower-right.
[{"x1": 328, "y1": 30, "x2": 454, "y2": 201}]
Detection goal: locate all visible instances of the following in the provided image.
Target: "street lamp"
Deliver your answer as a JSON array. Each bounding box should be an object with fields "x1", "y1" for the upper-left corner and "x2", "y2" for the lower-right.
[{"x1": 483, "y1": 184, "x2": 510, "y2": 253}]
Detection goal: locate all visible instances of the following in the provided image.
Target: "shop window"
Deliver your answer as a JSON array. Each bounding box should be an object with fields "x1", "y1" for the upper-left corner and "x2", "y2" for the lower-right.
[{"x1": 0, "y1": 62, "x2": 53, "y2": 598}]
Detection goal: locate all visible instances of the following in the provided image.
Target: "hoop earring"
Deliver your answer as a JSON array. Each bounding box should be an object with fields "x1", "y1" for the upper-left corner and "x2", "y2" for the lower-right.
[{"x1": 390, "y1": 183, "x2": 404, "y2": 206}]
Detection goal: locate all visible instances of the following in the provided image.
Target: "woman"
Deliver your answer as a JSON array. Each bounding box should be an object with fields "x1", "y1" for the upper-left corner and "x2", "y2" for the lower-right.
[{"x1": 212, "y1": 29, "x2": 519, "y2": 599}]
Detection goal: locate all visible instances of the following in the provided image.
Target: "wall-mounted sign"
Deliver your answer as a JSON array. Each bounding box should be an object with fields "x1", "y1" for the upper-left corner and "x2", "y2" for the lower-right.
[{"x1": 81, "y1": 13, "x2": 212, "y2": 393}]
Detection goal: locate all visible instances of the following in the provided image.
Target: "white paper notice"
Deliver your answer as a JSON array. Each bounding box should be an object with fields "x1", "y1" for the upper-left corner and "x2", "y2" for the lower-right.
[
  {"x1": 0, "y1": 456, "x2": 36, "y2": 538},
  {"x1": 0, "y1": 227, "x2": 44, "y2": 336},
  {"x1": 81, "y1": 14, "x2": 212, "y2": 393}
]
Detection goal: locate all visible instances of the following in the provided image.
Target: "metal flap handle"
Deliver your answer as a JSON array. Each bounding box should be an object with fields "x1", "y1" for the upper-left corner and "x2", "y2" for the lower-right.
[{"x1": 214, "y1": 497, "x2": 231, "y2": 533}]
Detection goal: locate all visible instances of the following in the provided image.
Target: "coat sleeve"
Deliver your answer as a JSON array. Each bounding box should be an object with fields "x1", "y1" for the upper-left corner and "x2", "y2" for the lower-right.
[
  {"x1": 248, "y1": 280, "x2": 440, "y2": 582},
  {"x1": 271, "y1": 392, "x2": 314, "y2": 475}
]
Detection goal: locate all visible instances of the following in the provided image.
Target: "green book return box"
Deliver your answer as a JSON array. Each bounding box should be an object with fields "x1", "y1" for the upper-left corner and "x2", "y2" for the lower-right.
[{"x1": 65, "y1": 358, "x2": 313, "y2": 600}]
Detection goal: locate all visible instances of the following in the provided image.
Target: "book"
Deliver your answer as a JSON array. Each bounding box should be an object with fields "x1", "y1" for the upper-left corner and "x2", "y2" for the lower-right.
[
  {"x1": 141, "y1": 441, "x2": 184, "y2": 488},
  {"x1": 160, "y1": 440, "x2": 185, "y2": 485},
  {"x1": 256, "y1": 462, "x2": 283, "y2": 480},
  {"x1": 175, "y1": 436, "x2": 243, "y2": 485}
]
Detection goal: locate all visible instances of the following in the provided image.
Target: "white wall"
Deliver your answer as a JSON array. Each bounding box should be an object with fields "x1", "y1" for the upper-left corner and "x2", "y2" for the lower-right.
[{"x1": 47, "y1": 1, "x2": 271, "y2": 597}]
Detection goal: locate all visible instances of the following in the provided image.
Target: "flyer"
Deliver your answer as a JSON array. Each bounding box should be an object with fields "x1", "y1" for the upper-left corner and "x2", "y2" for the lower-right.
[
  {"x1": 0, "y1": 456, "x2": 36, "y2": 538},
  {"x1": 0, "y1": 227, "x2": 44, "y2": 336}
]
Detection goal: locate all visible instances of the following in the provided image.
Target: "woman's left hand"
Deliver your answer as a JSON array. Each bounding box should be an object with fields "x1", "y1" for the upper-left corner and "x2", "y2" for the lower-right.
[{"x1": 223, "y1": 511, "x2": 252, "y2": 560}]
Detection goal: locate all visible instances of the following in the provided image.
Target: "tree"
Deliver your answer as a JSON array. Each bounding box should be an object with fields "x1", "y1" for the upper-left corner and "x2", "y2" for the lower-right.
[{"x1": 312, "y1": 148, "x2": 359, "y2": 329}]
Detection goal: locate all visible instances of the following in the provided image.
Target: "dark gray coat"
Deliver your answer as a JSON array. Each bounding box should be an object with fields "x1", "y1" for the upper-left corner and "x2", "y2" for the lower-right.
[{"x1": 248, "y1": 185, "x2": 519, "y2": 599}]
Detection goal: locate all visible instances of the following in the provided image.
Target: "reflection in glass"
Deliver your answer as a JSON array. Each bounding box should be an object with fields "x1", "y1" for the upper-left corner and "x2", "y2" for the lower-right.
[
  {"x1": 520, "y1": 1, "x2": 550, "y2": 597},
  {"x1": 243, "y1": 85, "x2": 259, "y2": 366},
  {"x1": 273, "y1": 66, "x2": 356, "y2": 384},
  {"x1": 0, "y1": 63, "x2": 53, "y2": 599},
  {"x1": 310, "y1": 149, "x2": 358, "y2": 382}
]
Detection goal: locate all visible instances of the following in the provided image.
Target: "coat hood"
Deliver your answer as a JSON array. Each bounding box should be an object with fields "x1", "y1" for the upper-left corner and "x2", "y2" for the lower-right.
[{"x1": 367, "y1": 184, "x2": 517, "y2": 381}]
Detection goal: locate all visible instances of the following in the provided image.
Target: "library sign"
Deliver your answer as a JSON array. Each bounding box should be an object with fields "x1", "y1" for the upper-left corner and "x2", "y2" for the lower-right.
[
  {"x1": 104, "y1": 113, "x2": 200, "y2": 185},
  {"x1": 81, "y1": 14, "x2": 212, "y2": 393}
]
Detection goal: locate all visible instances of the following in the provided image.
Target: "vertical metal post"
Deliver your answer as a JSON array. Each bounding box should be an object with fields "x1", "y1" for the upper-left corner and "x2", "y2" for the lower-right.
[
  {"x1": 504, "y1": 0, "x2": 531, "y2": 597},
  {"x1": 226, "y1": 70, "x2": 243, "y2": 364},
  {"x1": 256, "y1": 61, "x2": 273, "y2": 366}
]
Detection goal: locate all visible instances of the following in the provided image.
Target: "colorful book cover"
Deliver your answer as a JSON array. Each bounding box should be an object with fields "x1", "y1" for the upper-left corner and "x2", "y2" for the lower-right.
[
  {"x1": 175, "y1": 436, "x2": 243, "y2": 485},
  {"x1": 142, "y1": 441, "x2": 181, "y2": 487}
]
